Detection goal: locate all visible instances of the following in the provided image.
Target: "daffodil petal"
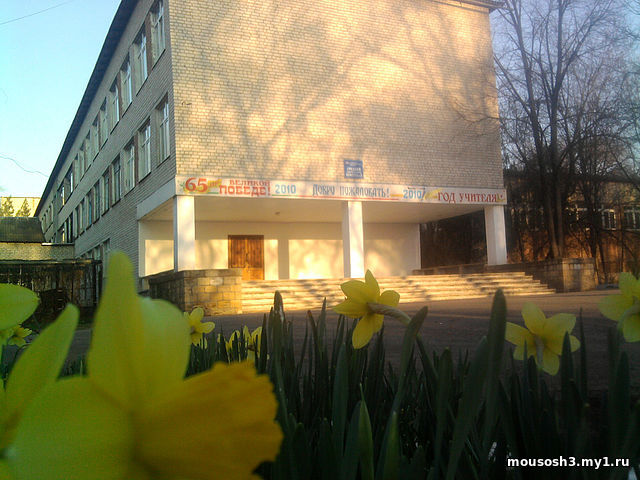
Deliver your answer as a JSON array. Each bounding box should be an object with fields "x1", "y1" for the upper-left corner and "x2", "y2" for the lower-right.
[
  {"x1": 87, "y1": 252, "x2": 146, "y2": 407},
  {"x1": 546, "y1": 313, "x2": 576, "y2": 336},
  {"x1": 201, "y1": 321, "x2": 215, "y2": 334},
  {"x1": 0, "y1": 284, "x2": 39, "y2": 330},
  {"x1": 3, "y1": 305, "x2": 78, "y2": 440},
  {"x1": 521, "y1": 302, "x2": 546, "y2": 335},
  {"x1": 334, "y1": 298, "x2": 366, "y2": 318},
  {"x1": 190, "y1": 307, "x2": 204, "y2": 324},
  {"x1": 545, "y1": 330, "x2": 581, "y2": 355},
  {"x1": 340, "y1": 280, "x2": 373, "y2": 304},
  {"x1": 505, "y1": 322, "x2": 532, "y2": 347},
  {"x1": 139, "y1": 298, "x2": 190, "y2": 396},
  {"x1": 379, "y1": 290, "x2": 400, "y2": 308},
  {"x1": 136, "y1": 362, "x2": 282, "y2": 480},
  {"x1": 541, "y1": 349, "x2": 560, "y2": 375},
  {"x1": 364, "y1": 270, "x2": 381, "y2": 298},
  {"x1": 251, "y1": 326, "x2": 262, "y2": 343},
  {"x1": 352, "y1": 313, "x2": 383, "y2": 349},
  {"x1": 622, "y1": 314, "x2": 640, "y2": 342},
  {"x1": 599, "y1": 294, "x2": 632, "y2": 321},
  {"x1": 569, "y1": 335, "x2": 580, "y2": 352},
  {"x1": 618, "y1": 272, "x2": 639, "y2": 298},
  {"x1": 7, "y1": 378, "x2": 133, "y2": 480},
  {"x1": 191, "y1": 332, "x2": 203, "y2": 345}
]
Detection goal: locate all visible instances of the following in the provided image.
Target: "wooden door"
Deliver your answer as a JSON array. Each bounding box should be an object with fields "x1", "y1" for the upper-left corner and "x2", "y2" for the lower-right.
[{"x1": 228, "y1": 235, "x2": 264, "y2": 280}]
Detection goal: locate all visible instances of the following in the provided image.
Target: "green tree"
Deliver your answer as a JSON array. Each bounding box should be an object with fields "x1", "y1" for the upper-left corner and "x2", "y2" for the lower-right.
[
  {"x1": 0, "y1": 196, "x2": 15, "y2": 217},
  {"x1": 15, "y1": 199, "x2": 31, "y2": 217}
]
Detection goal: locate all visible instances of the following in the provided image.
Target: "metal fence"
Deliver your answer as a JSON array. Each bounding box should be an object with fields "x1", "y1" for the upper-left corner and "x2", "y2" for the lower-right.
[{"x1": 0, "y1": 259, "x2": 102, "y2": 323}]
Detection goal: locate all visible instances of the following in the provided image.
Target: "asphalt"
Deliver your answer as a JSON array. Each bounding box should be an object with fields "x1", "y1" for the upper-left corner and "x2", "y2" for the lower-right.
[{"x1": 68, "y1": 289, "x2": 640, "y2": 394}]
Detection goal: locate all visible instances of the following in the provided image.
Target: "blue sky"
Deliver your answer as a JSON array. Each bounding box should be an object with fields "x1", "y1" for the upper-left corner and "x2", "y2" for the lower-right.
[{"x1": 0, "y1": 0, "x2": 121, "y2": 197}]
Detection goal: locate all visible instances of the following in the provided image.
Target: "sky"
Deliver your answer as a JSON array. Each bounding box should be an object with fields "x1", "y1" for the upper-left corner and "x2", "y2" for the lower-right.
[
  {"x1": 0, "y1": 0, "x2": 121, "y2": 197},
  {"x1": 0, "y1": 1, "x2": 637, "y2": 200}
]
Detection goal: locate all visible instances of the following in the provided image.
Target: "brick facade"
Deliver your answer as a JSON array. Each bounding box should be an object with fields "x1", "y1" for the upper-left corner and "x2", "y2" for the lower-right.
[
  {"x1": 36, "y1": 0, "x2": 503, "y2": 289},
  {"x1": 147, "y1": 268, "x2": 243, "y2": 314},
  {"x1": 170, "y1": 0, "x2": 502, "y2": 188},
  {"x1": 0, "y1": 243, "x2": 74, "y2": 261}
]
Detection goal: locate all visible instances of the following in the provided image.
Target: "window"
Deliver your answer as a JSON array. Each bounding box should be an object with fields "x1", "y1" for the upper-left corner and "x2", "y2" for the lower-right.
[
  {"x1": 58, "y1": 184, "x2": 65, "y2": 208},
  {"x1": 112, "y1": 157, "x2": 122, "y2": 203},
  {"x1": 76, "y1": 204, "x2": 83, "y2": 233},
  {"x1": 601, "y1": 209, "x2": 616, "y2": 230},
  {"x1": 86, "y1": 195, "x2": 93, "y2": 227},
  {"x1": 78, "y1": 148, "x2": 85, "y2": 177},
  {"x1": 65, "y1": 215, "x2": 73, "y2": 243},
  {"x1": 124, "y1": 143, "x2": 136, "y2": 193},
  {"x1": 91, "y1": 119, "x2": 99, "y2": 158},
  {"x1": 109, "y1": 81, "x2": 120, "y2": 131},
  {"x1": 94, "y1": 182, "x2": 101, "y2": 222},
  {"x1": 99, "y1": 102, "x2": 108, "y2": 146},
  {"x1": 84, "y1": 134, "x2": 92, "y2": 168},
  {"x1": 121, "y1": 59, "x2": 133, "y2": 108},
  {"x1": 134, "y1": 30, "x2": 148, "y2": 91},
  {"x1": 102, "y1": 169, "x2": 111, "y2": 213},
  {"x1": 63, "y1": 167, "x2": 73, "y2": 200},
  {"x1": 157, "y1": 98, "x2": 170, "y2": 162},
  {"x1": 624, "y1": 207, "x2": 640, "y2": 230},
  {"x1": 138, "y1": 122, "x2": 151, "y2": 179},
  {"x1": 151, "y1": 0, "x2": 165, "y2": 62}
]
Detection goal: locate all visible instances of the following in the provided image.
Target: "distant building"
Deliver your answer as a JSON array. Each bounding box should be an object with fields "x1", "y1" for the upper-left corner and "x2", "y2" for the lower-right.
[
  {"x1": 0, "y1": 217, "x2": 73, "y2": 260},
  {"x1": 0, "y1": 197, "x2": 39, "y2": 217},
  {"x1": 35, "y1": 0, "x2": 506, "y2": 288}
]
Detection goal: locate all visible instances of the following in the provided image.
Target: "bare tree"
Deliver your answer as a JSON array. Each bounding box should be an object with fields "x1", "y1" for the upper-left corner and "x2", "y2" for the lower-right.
[{"x1": 493, "y1": 0, "x2": 635, "y2": 259}]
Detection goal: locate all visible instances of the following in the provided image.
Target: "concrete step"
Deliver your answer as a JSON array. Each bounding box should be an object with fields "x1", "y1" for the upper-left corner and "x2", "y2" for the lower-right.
[{"x1": 240, "y1": 272, "x2": 555, "y2": 313}]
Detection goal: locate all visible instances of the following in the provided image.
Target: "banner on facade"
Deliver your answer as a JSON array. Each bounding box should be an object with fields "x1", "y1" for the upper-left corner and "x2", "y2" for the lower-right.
[{"x1": 176, "y1": 176, "x2": 507, "y2": 205}]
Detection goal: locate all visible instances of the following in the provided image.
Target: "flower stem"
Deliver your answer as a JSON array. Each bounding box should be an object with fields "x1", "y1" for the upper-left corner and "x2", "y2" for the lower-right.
[{"x1": 367, "y1": 302, "x2": 412, "y2": 326}]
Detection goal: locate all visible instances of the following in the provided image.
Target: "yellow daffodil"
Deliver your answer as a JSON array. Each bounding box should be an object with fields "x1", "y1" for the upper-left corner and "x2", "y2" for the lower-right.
[
  {"x1": 0, "y1": 284, "x2": 39, "y2": 330},
  {"x1": 184, "y1": 307, "x2": 215, "y2": 347},
  {"x1": 334, "y1": 270, "x2": 400, "y2": 349},
  {"x1": 0, "y1": 305, "x2": 78, "y2": 449},
  {"x1": 506, "y1": 302, "x2": 580, "y2": 375},
  {"x1": 224, "y1": 327, "x2": 263, "y2": 361},
  {"x1": 6, "y1": 327, "x2": 32, "y2": 348},
  {"x1": 4, "y1": 252, "x2": 282, "y2": 480},
  {"x1": 598, "y1": 272, "x2": 640, "y2": 342}
]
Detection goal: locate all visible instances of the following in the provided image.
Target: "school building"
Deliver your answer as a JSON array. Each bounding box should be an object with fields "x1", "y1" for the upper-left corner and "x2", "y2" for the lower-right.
[{"x1": 35, "y1": 0, "x2": 507, "y2": 299}]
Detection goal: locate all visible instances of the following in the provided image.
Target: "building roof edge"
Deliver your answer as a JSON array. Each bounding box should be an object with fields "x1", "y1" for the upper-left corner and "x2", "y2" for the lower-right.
[{"x1": 36, "y1": 0, "x2": 137, "y2": 216}]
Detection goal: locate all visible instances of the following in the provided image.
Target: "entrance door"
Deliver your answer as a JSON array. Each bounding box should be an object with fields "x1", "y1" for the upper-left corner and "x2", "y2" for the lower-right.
[{"x1": 228, "y1": 235, "x2": 264, "y2": 280}]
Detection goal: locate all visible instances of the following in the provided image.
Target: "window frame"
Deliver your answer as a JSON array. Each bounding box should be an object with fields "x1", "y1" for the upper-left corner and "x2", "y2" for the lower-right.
[
  {"x1": 157, "y1": 98, "x2": 170, "y2": 162},
  {"x1": 138, "y1": 122, "x2": 151, "y2": 180},
  {"x1": 151, "y1": 0, "x2": 166, "y2": 63},
  {"x1": 112, "y1": 157, "x2": 122, "y2": 203}
]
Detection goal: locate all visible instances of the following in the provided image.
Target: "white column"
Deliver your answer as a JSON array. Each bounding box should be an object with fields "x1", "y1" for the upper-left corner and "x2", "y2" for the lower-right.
[
  {"x1": 484, "y1": 205, "x2": 508, "y2": 265},
  {"x1": 342, "y1": 201, "x2": 365, "y2": 278},
  {"x1": 138, "y1": 221, "x2": 148, "y2": 278},
  {"x1": 173, "y1": 195, "x2": 196, "y2": 271}
]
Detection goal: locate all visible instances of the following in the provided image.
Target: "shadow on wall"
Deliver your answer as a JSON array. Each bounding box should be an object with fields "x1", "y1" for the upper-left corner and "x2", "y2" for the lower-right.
[{"x1": 172, "y1": 0, "x2": 501, "y2": 187}]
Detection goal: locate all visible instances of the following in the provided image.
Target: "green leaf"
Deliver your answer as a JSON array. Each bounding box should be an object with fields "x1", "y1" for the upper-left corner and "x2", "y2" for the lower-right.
[
  {"x1": 609, "y1": 351, "x2": 630, "y2": 454},
  {"x1": 332, "y1": 343, "x2": 348, "y2": 461},
  {"x1": 0, "y1": 284, "x2": 39, "y2": 330},
  {"x1": 341, "y1": 401, "x2": 361, "y2": 480},
  {"x1": 432, "y1": 348, "x2": 453, "y2": 477},
  {"x1": 3, "y1": 305, "x2": 78, "y2": 443},
  {"x1": 358, "y1": 391, "x2": 375, "y2": 480},
  {"x1": 481, "y1": 290, "x2": 506, "y2": 455},
  {"x1": 377, "y1": 411, "x2": 399, "y2": 480},
  {"x1": 445, "y1": 337, "x2": 488, "y2": 480}
]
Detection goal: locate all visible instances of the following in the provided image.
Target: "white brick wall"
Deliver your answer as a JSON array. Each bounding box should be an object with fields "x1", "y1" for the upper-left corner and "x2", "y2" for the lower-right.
[{"x1": 169, "y1": 0, "x2": 502, "y2": 188}]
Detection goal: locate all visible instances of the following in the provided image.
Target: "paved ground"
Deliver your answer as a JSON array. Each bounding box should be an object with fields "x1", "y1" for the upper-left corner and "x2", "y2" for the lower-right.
[{"x1": 69, "y1": 289, "x2": 640, "y2": 394}]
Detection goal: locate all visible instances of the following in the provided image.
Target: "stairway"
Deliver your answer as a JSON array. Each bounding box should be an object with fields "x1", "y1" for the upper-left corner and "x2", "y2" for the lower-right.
[{"x1": 241, "y1": 272, "x2": 555, "y2": 313}]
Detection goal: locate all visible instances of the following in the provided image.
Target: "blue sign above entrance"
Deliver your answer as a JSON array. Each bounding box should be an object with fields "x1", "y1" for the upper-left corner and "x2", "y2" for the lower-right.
[{"x1": 343, "y1": 159, "x2": 364, "y2": 179}]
